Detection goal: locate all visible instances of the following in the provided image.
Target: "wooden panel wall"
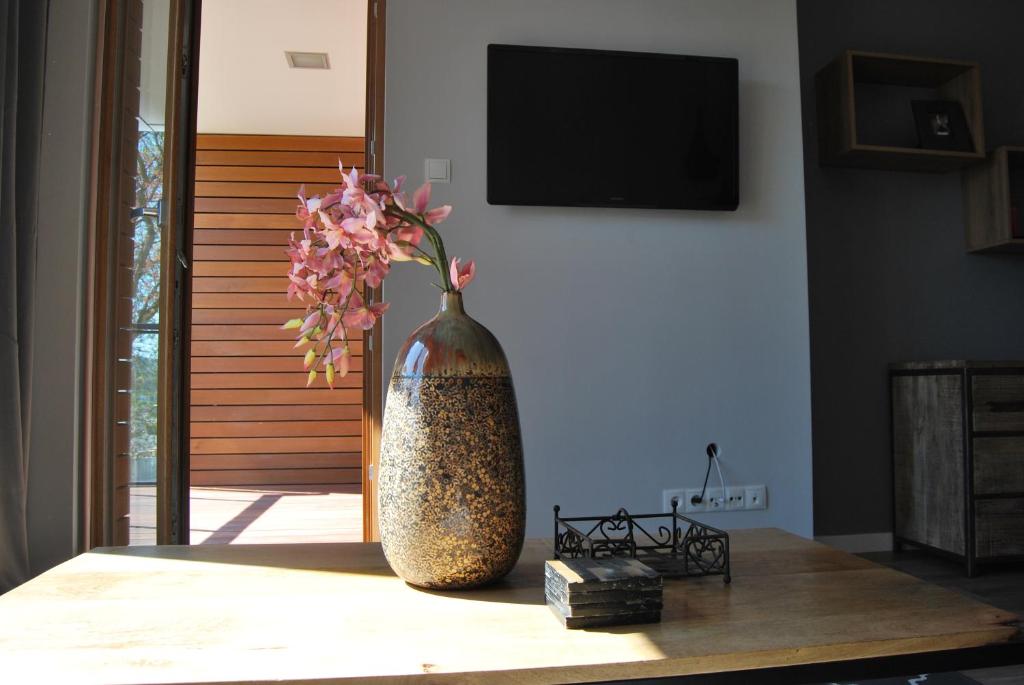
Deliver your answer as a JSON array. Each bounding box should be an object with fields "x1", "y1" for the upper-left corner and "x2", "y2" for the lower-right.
[{"x1": 190, "y1": 134, "x2": 365, "y2": 488}]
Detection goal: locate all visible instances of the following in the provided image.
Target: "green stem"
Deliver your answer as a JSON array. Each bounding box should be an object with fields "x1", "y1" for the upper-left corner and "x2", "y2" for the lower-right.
[
  {"x1": 390, "y1": 208, "x2": 453, "y2": 291},
  {"x1": 410, "y1": 243, "x2": 434, "y2": 259}
]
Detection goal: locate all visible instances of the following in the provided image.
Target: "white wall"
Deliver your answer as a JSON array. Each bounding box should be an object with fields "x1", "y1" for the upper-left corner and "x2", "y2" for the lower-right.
[
  {"x1": 383, "y1": 0, "x2": 813, "y2": 537},
  {"x1": 27, "y1": 0, "x2": 97, "y2": 573}
]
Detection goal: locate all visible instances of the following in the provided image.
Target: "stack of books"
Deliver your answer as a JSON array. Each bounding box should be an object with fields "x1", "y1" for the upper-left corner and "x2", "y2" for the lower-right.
[{"x1": 544, "y1": 557, "x2": 663, "y2": 629}]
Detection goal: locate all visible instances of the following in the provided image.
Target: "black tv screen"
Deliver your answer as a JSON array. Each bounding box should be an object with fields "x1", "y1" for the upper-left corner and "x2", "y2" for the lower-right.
[{"x1": 487, "y1": 44, "x2": 738, "y2": 211}]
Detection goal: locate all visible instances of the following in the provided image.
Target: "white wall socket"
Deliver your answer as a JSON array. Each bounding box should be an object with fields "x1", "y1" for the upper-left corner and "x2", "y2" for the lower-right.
[
  {"x1": 704, "y1": 487, "x2": 725, "y2": 511},
  {"x1": 662, "y1": 485, "x2": 767, "y2": 513},
  {"x1": 662, "y1": 488, "x2": 711, "y2": 513},
  {"x1": 662, "y1": 488, "x2": 688, "y2": 513},
  {"x1": 725, "y1": 487, "x2": 746, "y2": 510},
  {"x1": 683, "y1": 488, "x2": 705, "y2": 513},
  {"x1": 744, "y1": 485, "x2": 767, "y2": 510}
]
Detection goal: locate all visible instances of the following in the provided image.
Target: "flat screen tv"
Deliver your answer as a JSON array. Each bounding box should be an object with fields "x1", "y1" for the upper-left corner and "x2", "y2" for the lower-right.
[{"x1": 487, "y1": 44, "x2": 738, "y2": 211}]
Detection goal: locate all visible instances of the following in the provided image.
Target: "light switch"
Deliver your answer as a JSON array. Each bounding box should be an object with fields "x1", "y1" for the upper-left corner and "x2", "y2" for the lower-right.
[{"x1": 425, "y1": 158, "x2": 451, "y2": 183}]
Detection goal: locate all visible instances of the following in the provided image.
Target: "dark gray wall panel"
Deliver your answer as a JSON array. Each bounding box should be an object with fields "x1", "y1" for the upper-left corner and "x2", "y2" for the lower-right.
[{"x1": 798, "y1": 0, "x2": 1024, "y2": 536}]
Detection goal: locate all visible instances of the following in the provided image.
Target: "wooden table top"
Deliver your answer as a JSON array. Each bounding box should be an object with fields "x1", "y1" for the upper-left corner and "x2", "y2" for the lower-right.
[{"x1": 0, "y1": 529, "x2": 1018, "y2": 684}]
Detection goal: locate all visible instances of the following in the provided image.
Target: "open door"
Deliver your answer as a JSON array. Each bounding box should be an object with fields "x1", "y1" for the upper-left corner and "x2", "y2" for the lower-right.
[{"x1": 84, "y1": 0, "x2": 199, "y2": 547}]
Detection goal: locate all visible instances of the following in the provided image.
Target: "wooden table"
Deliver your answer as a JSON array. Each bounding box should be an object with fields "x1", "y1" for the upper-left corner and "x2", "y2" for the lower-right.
[{"x1": 1, "y1": 529, "x2": 1021, "y2": 684}]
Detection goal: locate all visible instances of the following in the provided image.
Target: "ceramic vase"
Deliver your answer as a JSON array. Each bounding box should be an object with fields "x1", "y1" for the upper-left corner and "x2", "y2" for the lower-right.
[{"x1": 379, "y1": 291, "x2": 525, "y2": 589}]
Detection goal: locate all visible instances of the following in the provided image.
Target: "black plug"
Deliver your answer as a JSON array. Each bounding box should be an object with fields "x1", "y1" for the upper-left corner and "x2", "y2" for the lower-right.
[{"x1": 692, "y1": 443, "x2": 720, "y2": 505}]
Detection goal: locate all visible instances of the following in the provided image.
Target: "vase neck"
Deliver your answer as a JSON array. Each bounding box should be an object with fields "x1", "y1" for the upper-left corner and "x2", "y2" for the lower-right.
[{"x1": 439, "y1": 291, "x2": 465, "y2": 315}]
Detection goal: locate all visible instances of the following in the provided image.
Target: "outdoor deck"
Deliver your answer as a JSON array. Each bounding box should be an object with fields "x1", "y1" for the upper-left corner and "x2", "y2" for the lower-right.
[{"x1": 129, "y1": 485, "x2": 363, "y2": 545}]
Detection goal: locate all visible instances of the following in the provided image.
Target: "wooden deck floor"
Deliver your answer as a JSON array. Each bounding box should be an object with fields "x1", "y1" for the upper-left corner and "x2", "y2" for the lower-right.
[{"x1": 129, "y1": 485, "x2": 362, "y2": 545}]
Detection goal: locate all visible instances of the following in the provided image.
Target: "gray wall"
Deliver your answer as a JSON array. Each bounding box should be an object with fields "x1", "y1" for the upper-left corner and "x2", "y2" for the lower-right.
[
  {"x1": 26, "y1": 0, "x2": 97, "y2": 574},
  {"x1": 384, "y1": 0, "x2": 814, "y2": 537},
  {"x1": 798, "y1": 0, "x2": 1024, "y2": 537}
]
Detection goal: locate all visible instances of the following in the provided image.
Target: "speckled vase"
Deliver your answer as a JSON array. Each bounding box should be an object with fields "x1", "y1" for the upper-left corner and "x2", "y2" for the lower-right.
[{"x1": 379, "y1": 291, "x2": 525, "y2": 590}]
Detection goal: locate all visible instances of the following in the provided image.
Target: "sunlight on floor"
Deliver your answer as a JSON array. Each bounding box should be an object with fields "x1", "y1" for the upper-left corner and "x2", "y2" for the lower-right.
[{"x1": 129, "y1": 486, "x2": 362, "y2": 545}]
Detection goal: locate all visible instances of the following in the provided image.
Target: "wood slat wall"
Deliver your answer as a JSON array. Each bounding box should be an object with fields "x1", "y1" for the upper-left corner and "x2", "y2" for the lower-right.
[{"x1": 190, "y1": 134, "x2": 364, "y2": 488}]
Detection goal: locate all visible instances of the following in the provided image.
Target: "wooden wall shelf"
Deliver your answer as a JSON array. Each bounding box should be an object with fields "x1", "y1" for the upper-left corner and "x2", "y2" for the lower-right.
[
  {"x1": 964, "y1": 146, "x2": 1024, "y2": 253},
  {"x1": 816, "y1": 50, "x2": 985, "y2": 172}
]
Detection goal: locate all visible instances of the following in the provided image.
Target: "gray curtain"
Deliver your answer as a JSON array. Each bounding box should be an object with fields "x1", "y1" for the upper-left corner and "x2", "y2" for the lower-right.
[{"x1": 0, "y1": 0, "x2": 49, "y2": 594}]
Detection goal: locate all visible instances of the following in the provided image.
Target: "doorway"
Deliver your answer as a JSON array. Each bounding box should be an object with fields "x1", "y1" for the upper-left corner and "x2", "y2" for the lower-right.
[
  {"x1": 184, "y1": 0, "x2": 379, "y2": 544},
  {"x1": 86, "y1": 0, "x2": 385, "y2": 547}
]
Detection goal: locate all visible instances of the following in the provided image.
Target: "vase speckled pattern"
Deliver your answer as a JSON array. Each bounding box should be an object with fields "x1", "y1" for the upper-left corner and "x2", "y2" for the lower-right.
[{"x1": 379, "y1": 292, "x2": 526, "y2": 589}]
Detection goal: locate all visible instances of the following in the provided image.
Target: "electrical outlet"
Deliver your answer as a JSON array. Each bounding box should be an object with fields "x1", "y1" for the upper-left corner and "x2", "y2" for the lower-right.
[
  {"x1": 705, "y1": 487, "x2": 724, "y2": 511},
  {"x1": 666, "y1": 485, "x2": 768, "y2": 513},
  {"x1": 664, "y1": 488, "x2": 708, "y2": 513},
  {"x1": 744, "y1": 485, "x2": 767, "y2": 510},
  {"x1": 683, "y1": 488, "x2": 706, "y2": 513},
  {"x1": 662, "y1": 488, "x2": 687, "y2": 513},
  {"x1": 725, "y1": 487, "x2": 746, "y2": 510}
]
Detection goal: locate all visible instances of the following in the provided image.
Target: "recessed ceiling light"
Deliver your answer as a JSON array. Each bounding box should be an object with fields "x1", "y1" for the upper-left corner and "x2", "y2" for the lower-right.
[{"x1": 285, "y1": 51, "x2": 330, "y2": 69}]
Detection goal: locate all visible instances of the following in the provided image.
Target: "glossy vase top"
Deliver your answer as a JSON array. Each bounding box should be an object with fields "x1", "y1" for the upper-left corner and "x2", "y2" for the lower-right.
[{"x1": 392, "y1": 292, "x2": 511, "y2": 379}]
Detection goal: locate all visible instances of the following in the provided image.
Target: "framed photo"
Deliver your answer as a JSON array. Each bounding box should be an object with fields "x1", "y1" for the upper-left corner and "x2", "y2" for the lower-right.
[{"x1": 911, "y1": 100, "x2": 974, "y2": 152}]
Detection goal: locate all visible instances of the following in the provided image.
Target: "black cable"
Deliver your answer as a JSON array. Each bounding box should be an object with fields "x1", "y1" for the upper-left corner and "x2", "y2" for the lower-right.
[{"x1": 692, "y1": 456, "x2": 713, "y2": 505}]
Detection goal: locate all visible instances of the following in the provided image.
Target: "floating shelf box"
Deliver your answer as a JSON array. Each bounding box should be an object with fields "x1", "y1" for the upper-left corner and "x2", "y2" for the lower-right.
[
  {"x1": 964, "y1": 146, "x2": 1024, "y2": 253},
  {"x1": 816, "y1": 50, "x2": 985, "y2": 172}
]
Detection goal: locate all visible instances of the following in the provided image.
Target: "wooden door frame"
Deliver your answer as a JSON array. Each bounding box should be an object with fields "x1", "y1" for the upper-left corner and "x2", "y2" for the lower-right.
[
  {"x1": 163, "y1": 0, "x2": 202, "y2": 545},
  {"x1": 83, "y1": 0, "x2": 121, "y2": 550},
  {"x1": 83, "y1": 0, "x2": 198, "y2": 549},
  {"x1": 363, "y1": 0, "x2": 387, "y2": 543}
]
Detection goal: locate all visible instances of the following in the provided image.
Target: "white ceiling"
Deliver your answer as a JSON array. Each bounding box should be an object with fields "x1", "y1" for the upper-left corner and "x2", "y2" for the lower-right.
[{"x1": 197, "y1": 0, "x2": 367, "y2": 136}]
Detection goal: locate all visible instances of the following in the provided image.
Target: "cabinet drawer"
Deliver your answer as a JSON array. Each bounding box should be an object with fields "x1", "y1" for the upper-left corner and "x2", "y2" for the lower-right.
[
  {"x1": 972, "y1": 374, "x2": 1024, "y2": 433},
  {"x1": 974, "y1": 437, "x2": 1024, "y2": 495},
  {"x1": 975, "y1": 498, "x2": 1024, "y2": 558}
]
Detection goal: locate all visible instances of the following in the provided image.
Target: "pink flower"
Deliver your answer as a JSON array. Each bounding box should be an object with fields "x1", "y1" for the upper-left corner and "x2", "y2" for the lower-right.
[
  {"x1": 449, "y1": 257, "x2": 475, "y2": 291},
  {"x1": 319, "y1": 190, "x2": 342, "y2": 210},
  {"x1": 340, "y1": 216, "x2": 377, "y2": 244},
  {"x1": 299, "y1": 309, "x2": 321, "y2": 333},
  {"x1": 286, "y1": 273, "x2": 313, "y2": 300},
  {"x1": 381, "y1": 175, "x2": 408, "y2": 210},
  {"x1": 361, "y1": 255, "x2": 390, "y2": 289},
  {"x1": 330, "y1": 346, "x2": 351, "y2": 376},
  {"x1": 386, "y1": 224, "x2": 424, "y2": 262},
  {"x1": 340, "y1": 166, "x2": 382, "y2": 217},
  {"x1": 342, "y1": 292, "x2": 389, "y2": 330},
  {"x1": 286, "y1": 167, "x2": 474, "y2": 387},
  {"x1": 409, "y1": 182, "x2": 453, "y2": 224},
  {"x1": 322, "y1": 271, "x2": 354, "y2": 298},
  {"x1": 424, "y1": 205, "x2": 452, "y2": 225},
  {"x1": 296, "y1": 186, "x2": 310, "y2": 222},
  {"x1": 318, "y1": 211, "x2": 349, "y2": 251},
  {"x1": 412, "y1": 182, "x2": 431, "y2": 214}
]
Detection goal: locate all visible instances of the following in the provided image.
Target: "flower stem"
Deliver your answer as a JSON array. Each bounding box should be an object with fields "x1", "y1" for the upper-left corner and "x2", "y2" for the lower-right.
[
  {"x1": 314, "y1": 287, "x2": 355, "y2": 371},
  {"x1": 391, "y1": 208, "x2": 452, "y2": 291}
]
